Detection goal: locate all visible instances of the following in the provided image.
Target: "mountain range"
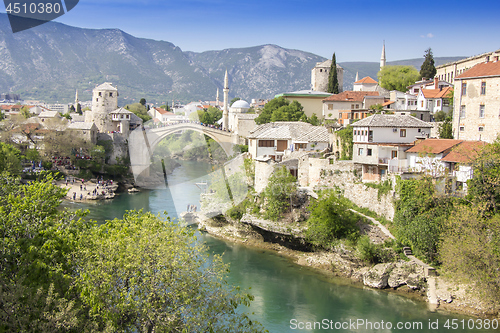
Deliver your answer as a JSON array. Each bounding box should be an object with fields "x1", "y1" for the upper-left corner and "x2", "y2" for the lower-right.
[{"x1": 0, "y1": 14, "x2": 464, "y2": 105}]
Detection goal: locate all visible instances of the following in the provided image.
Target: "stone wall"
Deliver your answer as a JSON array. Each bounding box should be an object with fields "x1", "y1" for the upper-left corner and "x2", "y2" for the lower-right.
[{"x1": 302, "y1": 156, "x2": 395, "y2": 220}]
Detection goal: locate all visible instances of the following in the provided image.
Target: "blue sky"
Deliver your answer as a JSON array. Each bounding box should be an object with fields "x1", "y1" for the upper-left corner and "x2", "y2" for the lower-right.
[{"x1": 34, "y1": 0, "x2": 500, "y2": 61}]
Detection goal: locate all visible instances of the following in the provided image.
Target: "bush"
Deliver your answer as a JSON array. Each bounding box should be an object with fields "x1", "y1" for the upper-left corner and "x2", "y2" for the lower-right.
[{"x1": 305, "y1": 191, "x2": 360, "y2": 248}]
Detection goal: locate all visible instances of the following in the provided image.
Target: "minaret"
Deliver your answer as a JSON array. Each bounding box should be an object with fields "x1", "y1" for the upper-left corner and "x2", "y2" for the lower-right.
[
  {"x1": 355, "y1": 72, "x2": 359, "y2": 82},
  {"x1": 216, "y1": 88, "x2": 220, "y2": 108},
  {"x1": 380, "y1": 41, "x2": 386, "y2": 71},
  {"x1": 222, "y1": 70, "x2": 229, "y2": 130},
  {"x1": 74, "y1": 89, "x2": 79, "y2": 114}
]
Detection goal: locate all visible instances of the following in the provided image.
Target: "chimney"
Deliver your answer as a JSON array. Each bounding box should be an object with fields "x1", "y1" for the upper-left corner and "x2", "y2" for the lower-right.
[
  {"x1": 434, "y1": 77, "x2": 439, "y2": 89},
  {"x1": 485, "y1": 56, "x2": 490, "y2": 63},
  {"x1": 494, "y1": 56, "x2": 499, "y2": 63}
]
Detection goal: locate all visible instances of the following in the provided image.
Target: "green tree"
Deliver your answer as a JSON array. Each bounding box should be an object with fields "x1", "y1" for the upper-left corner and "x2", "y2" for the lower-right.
[
  {"x1": 467, "y1": 140, "x2": 500, "y2": 214},
  {"x1": 305, "y1": 191, "x2": 360, "y2": 248},
  {"x1": 308, "y1": 113, "x2": 320, "y2": 126},
  {"x1": 230, "y1": 97, "x2": 241, "y2": 106},
  {"x1": 0, "y1": 176, "x2": 92, "y2": 332},
  {"x1": 25, "y1": 148, "x2": 40, "y2": 162},
  {"x1": 0, "y1": 142, "x2": 22, "y2": 174},
  {"x1": 255, "y1": 97, "x2": 305, "y2": 125},
  {"x1": 125, "y1": 103, "x2": 152, "y2": 123},
  {"x1": 438, "y1": 117, "x2": 453, "y2": 139},
  {"x1": 440, "y1": 205, "x2": 500, "y2": 303},
  {"x1": 394, "y1": 177, "x2": 453, "y2": 262},
  {"x1": 139, "y1": 98, "x2": 146, "y2": 106},
  {"x1": 262, "y1": 166, "x2": 297, "y2": 221},
  {"x1": 255, "y1": 97, "x2": 289, "y2": 124},
  {"x1": 378, "y1": 65, "x2": 421, "y2": 92},
  {"x1": 20, "y1": 106, "x2": 31, "y2": 119},
  {"x1": 77, "y1": 211, "x2": 263, "y2": 332},
  {"x1": 327, "y1": 52, "x2": 339, "y2": 94},
  {"x1": 420, "y1": 48, "x2": 437, "y2": 80},
  {"x1": 76, "y1": 103, "x2": 82, "y2": 115}
]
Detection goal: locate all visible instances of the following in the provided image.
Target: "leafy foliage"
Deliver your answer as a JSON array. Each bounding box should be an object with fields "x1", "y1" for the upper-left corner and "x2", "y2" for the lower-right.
[
  {"x1": 420, "y1": 48, "x2": 437, "y2": 80},
  {"x1": 327, "y1": 53, "x2": 339, "y2": 94},
  {"x1": 394, "y1": 177, "x2": 454, "y2": 263},
  {"x1": 0, "y1": 176, "x2": 264, "y2": 332},
  {"x1": 262, "y1": 166, "x2": 297, "y2": 221},
  {"x1": 254, "y1": 97, "x2": 306, "y2": 125},
  {"x1": 466, "y1": 139, "x2": 500, "y2": 214},
  {"x1": 125, "y1": 103, "x2": 152, "y2": 122},
  {"x1": 438, "y1": 116, "x2": 453, "y2": 139},
  {"x1": 378, "y1": 65, "x2": 420, "y2": 92},
  {"x1": 0, "y1": 142, "x2": 22, "y2": 174},
  {"x1": 440, "y1": 205, "x2": 500, "y2": 304},
  {"x1": 305, "y1": 191, "x2": 360, "y2": 248},
  {"x1": 0, "y1": 175, "x2": 91, "y2": 332},
  {"x1": 77, "y1": 210, "x2": 263, "y2": 332},
  {"x1": 336, "y1": 126, "x2": 353, "y2": 160}
]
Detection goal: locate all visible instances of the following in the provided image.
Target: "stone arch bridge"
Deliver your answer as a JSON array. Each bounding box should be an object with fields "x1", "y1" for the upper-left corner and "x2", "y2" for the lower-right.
[{"x1": 128, "y1": 122, "x2": 238, "y2": 187}]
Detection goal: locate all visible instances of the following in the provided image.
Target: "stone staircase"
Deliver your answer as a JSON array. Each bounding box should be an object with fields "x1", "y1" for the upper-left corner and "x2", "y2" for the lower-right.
[{"x1": 403, "y1": 246, "x2": 413, "y2": 256}]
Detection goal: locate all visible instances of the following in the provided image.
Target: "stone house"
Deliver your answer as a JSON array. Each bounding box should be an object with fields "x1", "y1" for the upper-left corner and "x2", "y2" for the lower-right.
[
  {"x1": 436, "y1": 49, "x2": 500, "y2": 84},
  {"x1": 67, "y1": 122, "x2": 98, "y2": 145},
  {"x1": 352, "y1": 114, "x2": 433, "y2": 181},
  {"x1": 389, "y1": 91, "x2": 418, "y2": 111},
  {"x1": 248, "y1": 122, "x2": 329, "y2": 162},
  {"x1": 322, "y1": 91, "x2": 382, "y2": 120},
  {"x1": 149, "y1": 107, "x2": 179, "y2": 123},
  {"x1": 353, "y1": 76, "x2": 379, "y2": 92},
  {"x1": 453, "y1": 59, "x2": 500, "y2": 143},
  {"x1": 110, "y1": 108, "x2": 143, "y2": 135}
]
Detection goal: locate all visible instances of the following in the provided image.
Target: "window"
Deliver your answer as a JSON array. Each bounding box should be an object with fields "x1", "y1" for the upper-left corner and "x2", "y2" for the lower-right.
[
  {"x1": 479, "y1": 126, "x2": 484, "y2": 132},
  {"x1": 418, "y1": 128, "x2": 421, "y2": 132},
  {"x1": 460, "y1": 105, "x2": 466, "y2": 118},
  {"x1": 110, "y1": 92, "x2": 113, "y2": 97},
  {"x1": 358, "y1": 148, "x2": 364, "y2": 156},
  {"x1": 437, "y1": 100, "x2": 441, "y2": 107},
  {"x1": 459, "y1": 126, "x2": 465, "y2": 131},
  {"x1": 462, "y1": 82, "x2": 467, "y2": 96},
  {"x1": 421, "y1": 100, "x2": 424, "y2": 107},
  {"x1": 328, "y1": 104, "x2": 333, "y2": 110},
  {"x1": 481, "y1": 82, "x2": 486, "y2": 95},
  {"x1": 391, "y1": 151, "x2": 398, "y2": 159},
  {"x1": 367, "y1": 148, "x2": 372, "y2": 156},
  {"x1": 99, "y1": 92, "x2": 102, "y2": 97},
  {"x1": 351, "y1": 104, "x2": 354, "y2": 109},
  {"x1": 355, "y1": 104, "x2": 359, "y2": 109},
  {"x1": 258, "y1": 140, "x2": 274, "y2": 147},
  {"x1": 479, "y1": 105, "x2": 485, "y2": 118},
  {"x1": 400, "y1": 129, "x2": 407, "y2": 137}
]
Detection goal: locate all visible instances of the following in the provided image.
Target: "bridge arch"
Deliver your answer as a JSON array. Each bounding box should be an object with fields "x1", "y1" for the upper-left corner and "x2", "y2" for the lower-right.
[{"x1": 148, "y1": 123, "x2": 236, "y2": 157}]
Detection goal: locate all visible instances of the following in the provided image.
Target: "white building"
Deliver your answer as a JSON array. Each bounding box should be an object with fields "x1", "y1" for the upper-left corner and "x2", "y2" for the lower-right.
[
  {"x1": 352, "y1": 115, "x2": 433, "y2": 181},
  {"x1": 248, "y1": 122, "x2": 329, "y2": 161}
]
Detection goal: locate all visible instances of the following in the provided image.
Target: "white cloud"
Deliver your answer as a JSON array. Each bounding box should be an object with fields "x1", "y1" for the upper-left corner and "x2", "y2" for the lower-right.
[{"x1": 421, "y1": 33, "x2": 434, "y2": 38}]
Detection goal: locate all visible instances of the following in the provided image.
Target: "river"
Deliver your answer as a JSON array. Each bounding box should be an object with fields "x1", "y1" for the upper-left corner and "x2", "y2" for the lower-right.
[{"x1": 62, "y1": 160, "x2": 499, "y2": 332}]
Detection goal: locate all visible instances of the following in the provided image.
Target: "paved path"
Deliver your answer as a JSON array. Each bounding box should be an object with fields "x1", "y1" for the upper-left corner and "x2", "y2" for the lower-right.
[
  {"x1": 55, "y1": 178, "x2": 118, "y2": 201},
  {"x1": 348, "y1": 209, "x2": 395, "y2": 240}
]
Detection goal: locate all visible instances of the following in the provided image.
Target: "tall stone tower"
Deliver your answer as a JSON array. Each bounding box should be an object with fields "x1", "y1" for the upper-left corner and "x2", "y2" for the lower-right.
[
  {"x1": 222, "y1": 70, "x2": 229, "y2": 130},
  {"x1": 380, "y1": 42, "x2": 386, "y2": 71},
  {"x1": 311, "y1": 60, "x2": 344, "y2": 92},
  {"x1": 85, "y1": 82, "x2": 118, "y2": 133}
]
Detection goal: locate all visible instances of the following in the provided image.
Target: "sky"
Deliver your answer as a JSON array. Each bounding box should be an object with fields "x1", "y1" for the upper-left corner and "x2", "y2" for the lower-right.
[{"x1": 8, "y1": 0, "x2": 500, "y2": 62}]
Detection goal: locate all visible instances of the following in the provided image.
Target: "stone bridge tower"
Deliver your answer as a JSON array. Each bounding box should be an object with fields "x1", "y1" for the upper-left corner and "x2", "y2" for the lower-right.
[{"x1": 85, "y1": 82, "x2": 118, "y2": 133}]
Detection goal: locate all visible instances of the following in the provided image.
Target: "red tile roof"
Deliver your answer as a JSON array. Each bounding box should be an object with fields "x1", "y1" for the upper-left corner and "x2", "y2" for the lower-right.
[
  {"x1": 456, "y1": 61, "x2": 500, "y2": 79},
  {"x1": 421, "y1": 87, "x2": 453, "y2": 99},
  {"x1": 355, "y1": 76, "x2": 378, "y2": 84},
  {"x1": 441, "y1": 141, "x2": 486, "y2": 163},
  {"x1": 406, "y1": 138, "x2": 463, "y2": 154},
  {"x1": 323, "y1": 91, "x2": 379, "y2": 102},
  {"x1": 153, "y1": 107, "x2": 174, "y2": 115}
]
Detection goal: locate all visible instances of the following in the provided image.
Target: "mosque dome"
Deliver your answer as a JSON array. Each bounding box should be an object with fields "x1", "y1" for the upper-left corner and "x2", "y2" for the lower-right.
[{"x1": 231, "y1": 100, "x2": 250, "y2": 109}]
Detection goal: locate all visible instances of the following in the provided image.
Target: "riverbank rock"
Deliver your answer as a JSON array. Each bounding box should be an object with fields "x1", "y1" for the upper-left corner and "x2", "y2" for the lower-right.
[
  {"x1": 363, "y1": 263, "x2": 394, "y2": 289},
  {"x1": 388, "y1": 261, "x2": 425, "y2": 288}
]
